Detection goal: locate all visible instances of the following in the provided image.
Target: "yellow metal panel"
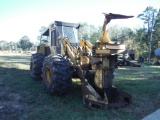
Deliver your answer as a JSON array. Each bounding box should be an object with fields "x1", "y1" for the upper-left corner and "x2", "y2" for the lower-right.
[
  {"x1": 79, "y1": 39, "x2": 84, "y2": 47},
  {"x1": 85, "y1": 40, "x2": 92, "y2": 48},
  {"x1": 80, "y1": 56, "x2": 89, "y2": 68},
  {"x1": 105, "y1": 44, "x2": 125, "y2": 50},
  {"x1": 37, "y1": 44, "x2": 46, "y2": 54},
  {"x1": 95, "y1": 69, "x2": 102, "y2": 89},
  {"x1": 37, "y1": 44, "x2": 53, "y2": 55},
  {"x1": 95, "y1": 49, "x2": 110, "y2": 54},
  {"x1": 79, "y1": 39, "x2": 92, "y2": 49},
  {"x1": 95, "y1": 49, "x2": 125, "y2": 55},
  {"x1": 100, "y1": 30, "x2": 111, "y2": 43}
]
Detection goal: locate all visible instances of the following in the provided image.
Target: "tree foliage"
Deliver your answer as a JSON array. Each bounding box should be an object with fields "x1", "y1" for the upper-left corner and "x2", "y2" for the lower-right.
[
  {"x1": 137, "y1": 6, "x2": 157, "y2": 30},
  {"x1": 37, "y1": 26, "x2": 48, "y2": 45},
  {"x1": 153, "y1": 9, "x2": 160, "y2": 49},
  {"x1": 0, "y1": 40, "x2": 18, "y2": 51},
  {"x1": 78, "y1": 23, "x2": 101, "y2": 44},
  {"x1": 109, "y1": 25, "x2": 134, "y2": 44},
  {"x1": 0, "y1": 40, "x2": 9, "y2": 50},
  {"x1": 18, "y1": 36, "x2": 33, "y2": 50},
  {"x1": 138, "y1": 6, "x2": 159, "y2": 63},
  {"x1": 39, "y1": 26, "x2": 48, "y2": 34}
]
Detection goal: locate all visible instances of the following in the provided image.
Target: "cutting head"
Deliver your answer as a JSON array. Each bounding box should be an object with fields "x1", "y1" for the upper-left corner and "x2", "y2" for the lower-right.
[{"x1": 103, "y1": 13, "x2": 134, "y2": 24}]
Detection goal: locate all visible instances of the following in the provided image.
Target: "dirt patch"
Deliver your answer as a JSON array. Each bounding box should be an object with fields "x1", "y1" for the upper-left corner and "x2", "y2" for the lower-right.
[{"x1": 0, "y1": 77, "x2": 27, "y2": 120}]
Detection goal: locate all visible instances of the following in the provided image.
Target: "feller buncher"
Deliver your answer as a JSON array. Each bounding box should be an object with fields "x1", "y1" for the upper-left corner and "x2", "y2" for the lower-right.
[{"x1": 30, "y1": 13, "x2": 134, "y2": 109}]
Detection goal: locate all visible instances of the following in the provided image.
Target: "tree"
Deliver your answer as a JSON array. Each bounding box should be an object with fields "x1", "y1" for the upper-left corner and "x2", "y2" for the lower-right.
[
  {"x1": 78, "y1": 22, "x2": 90, "y2": 39},
  {"x1": 37, "y1": 26, "x2": 48, "y2": 45},
  {"x1": 0, "y1": 40, "x2": 9, "y2": 50},
  {"x1": 18, "y1": 36, "x2": 33, "y2": 50},
  {"x1": 109, "y1": 26, "x2": 134, "y2": 44},
  {"x1": 153, "y1": 9, "x2": 160, "y2": 49},
  {"x1": 39, "y1": 26, "x2": 48, "y2": 34},
  {"x1": 7, "y1": 42, "x2": 18, "y2": 50},
  {"x1": 78, "y1": 23, "x2": 101, "y2": 44},
  {"x1": 137, "y1": 6, "x2": 158, "y2": 63}
]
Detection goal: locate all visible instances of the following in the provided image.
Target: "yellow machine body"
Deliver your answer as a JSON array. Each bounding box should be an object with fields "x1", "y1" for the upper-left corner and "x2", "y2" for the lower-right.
[{"x1": 31, "y1": 13, "x2": 135, "y2": 109}]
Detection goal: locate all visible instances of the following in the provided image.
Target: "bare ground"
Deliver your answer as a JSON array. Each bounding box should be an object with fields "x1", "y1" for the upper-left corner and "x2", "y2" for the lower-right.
[
  {"x1": 0, "y1": 76, "x2": 28, "y2": 120},
  {"x1": 0, "y1": 53, "x2": 30, "y2": 120}
]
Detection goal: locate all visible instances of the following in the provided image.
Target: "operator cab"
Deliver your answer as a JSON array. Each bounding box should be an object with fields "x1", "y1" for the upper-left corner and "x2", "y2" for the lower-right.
[{"x1": 41, "y1": 21, "x2": 79, "y2": 54}]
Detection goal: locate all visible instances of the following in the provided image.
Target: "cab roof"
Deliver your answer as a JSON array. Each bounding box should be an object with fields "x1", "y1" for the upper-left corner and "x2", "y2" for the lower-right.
[{"x1": 41, "y1": 21, "x2": 80, "y2": 36}]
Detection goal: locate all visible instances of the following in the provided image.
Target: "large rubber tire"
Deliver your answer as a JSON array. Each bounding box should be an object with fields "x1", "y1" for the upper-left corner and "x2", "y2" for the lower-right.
[
  {"x1": 42, "y1": 54, "x2": 73, "y2": 95},
  {"x1": 30, "y1": 53, "x2": 45, "y2": 80}
]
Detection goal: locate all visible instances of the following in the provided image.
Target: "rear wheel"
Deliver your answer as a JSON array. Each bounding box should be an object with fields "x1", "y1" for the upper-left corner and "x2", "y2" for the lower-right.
[
  {"x1": 42, "y1": 54, "x2": 73, "y2": 95},
  {"x1": 30, "y1": 53, "x2": 45, "y2": 80}
]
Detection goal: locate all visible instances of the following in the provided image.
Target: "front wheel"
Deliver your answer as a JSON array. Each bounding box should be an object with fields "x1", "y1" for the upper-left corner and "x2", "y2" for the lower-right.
[
  {"x1": 42, "y1": 54, "x2": 73, "y2": 95},
  {"x1": 30, "y1": 53, "x2": 45, "y2": 80}
]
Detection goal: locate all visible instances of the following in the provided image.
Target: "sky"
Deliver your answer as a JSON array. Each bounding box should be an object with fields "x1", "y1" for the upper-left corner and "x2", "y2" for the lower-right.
[{"x1": 0, "y1": 0, "x2": 159, "y2": 43}]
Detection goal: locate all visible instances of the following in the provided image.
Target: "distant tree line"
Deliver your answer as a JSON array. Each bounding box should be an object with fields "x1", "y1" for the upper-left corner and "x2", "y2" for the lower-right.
[{"x1": 0, "y1": 35, "x2": 35, "y2": 51}]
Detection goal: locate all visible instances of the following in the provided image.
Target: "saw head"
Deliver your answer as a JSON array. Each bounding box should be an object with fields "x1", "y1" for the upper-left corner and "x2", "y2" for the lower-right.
[{"x1": 103, "y1": 13, "x2": 134, "y2": 24}]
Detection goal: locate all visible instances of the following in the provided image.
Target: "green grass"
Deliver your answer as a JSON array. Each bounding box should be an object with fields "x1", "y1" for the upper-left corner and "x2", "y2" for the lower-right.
[{"x1": 0, "y1": 53, "x2": 160, "y2": 120}]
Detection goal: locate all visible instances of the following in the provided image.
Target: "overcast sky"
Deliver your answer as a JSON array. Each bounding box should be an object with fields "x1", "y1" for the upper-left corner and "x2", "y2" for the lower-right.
[{"x1": 0, "y1": 0, "x2": 159, "y2": 43}]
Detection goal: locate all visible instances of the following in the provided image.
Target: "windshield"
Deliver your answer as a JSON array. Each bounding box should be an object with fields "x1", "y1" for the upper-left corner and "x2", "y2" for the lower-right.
[{"x1": 62, "y1": 26, "x2": 78, "y2": 44}]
